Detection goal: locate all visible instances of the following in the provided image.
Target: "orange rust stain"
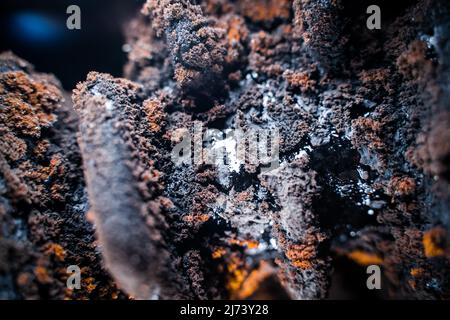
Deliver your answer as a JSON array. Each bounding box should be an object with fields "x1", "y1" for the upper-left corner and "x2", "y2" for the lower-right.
[
  {"x1": 16, "y1": 272, "x2": 32, "y2": 286},
  {"x1": 239, "y1": 0, "x2": 291, "y2": 23},
  {"x1": 231, "y1": 261, "x2": 274, "y2": 299},
  {"x1": 82, "y1": 277, "x2": 97, "y2": 293},
  {"x1": 33, "y1": 139, "x2": 49, "y2": 158},
  {"x1": 286, "y1": 243, "x2": 315, "y2": 261},
  {"x1": 227, "y1": 269, "x2": 247, "y2": 292},
  {"x1": 44, "y1": 243, "x2": 66, "y2": 262},
  {"x1": 227, "y1": 238, "x2": 259, "y2": 249},
  {"x1": 291, "y1": 260, "x2": 313, "y2": 270},
  {"x1": 183, "y1": 213, "x2": 210, "y2": 223},
  {"x1": 227, "y1": 17, "x2": 242, "y2": 43},
  {"x1": 389, "y1": 176, "x2": 416, "y2": 197},
  {"x1": 236, "y1": 190, "x2": 252, "y2": 202},
  {"x1": 347, "y1": 250, "x2": 383, "y2": 266},
  {"x1": 410, "y1": 267, "x2": 424, "y2": 278},
  {"x1": 284, "y1": 70, "x2": 317, "y2": 93},
  {"x1": 212, "y1": 247, "x2": 227, "y2": 259},
  {"x1": 174, "y1": 66, "x2": 198, "y2": 88},
  {"x1": 226, "y1": 255, "x2": 248, "y2": 295},
  {"x1": 1, "y1": 70, "x2": 61, "y2": 137},
  {"x1": 64, "y1": 288, "x2": 73, "y2": 300},
  {"x1": 284, "y1": 243, "x2": 316, "y2": 270},
  {"x1": 143, "y1": 98, "x2": 165, "y2": 133},
  {"x1": 0, "y1": 132, "x2": 27, "y2": 161},
  {"x1": 34, "y1": 266, "x2": 51, "y2": 284},
  {"x1": 423, "y1": 227, "x2": 450, "y2": 258}
]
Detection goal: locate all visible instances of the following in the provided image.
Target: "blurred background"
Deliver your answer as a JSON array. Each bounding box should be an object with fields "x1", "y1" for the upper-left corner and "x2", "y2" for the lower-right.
[{"x1": 0, "y1": 0, "x2": 143, "y2": 89}]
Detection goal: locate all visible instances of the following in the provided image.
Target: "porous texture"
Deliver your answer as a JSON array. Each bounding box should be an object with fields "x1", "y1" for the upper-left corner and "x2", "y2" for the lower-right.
[
  {"x1": 117, "y1": 0, "x2": 450, "y2": 299},
  {"x1": 142, "y1": 0, "x2": 227, "y2": 96},
  {"x1": 1, "y1": 0, "x2": 450, "y2": 299},
  {"x1": 0, "y1": 52, "x2": 121, "y2": 299}
]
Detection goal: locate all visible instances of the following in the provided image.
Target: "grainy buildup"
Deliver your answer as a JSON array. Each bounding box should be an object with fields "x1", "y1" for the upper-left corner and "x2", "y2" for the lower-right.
[{"x1": 1, "y1": 0, "x2": 450, "y2": 299}]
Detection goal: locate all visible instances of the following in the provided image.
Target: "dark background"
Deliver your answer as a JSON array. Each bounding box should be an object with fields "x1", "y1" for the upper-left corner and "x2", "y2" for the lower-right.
[{"x1": 0, "y1": 0, "x2": 143, "y2": 90}]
